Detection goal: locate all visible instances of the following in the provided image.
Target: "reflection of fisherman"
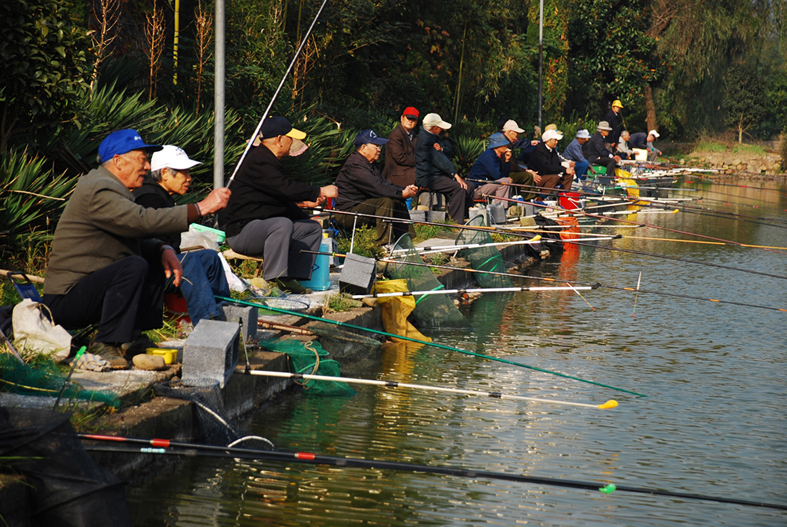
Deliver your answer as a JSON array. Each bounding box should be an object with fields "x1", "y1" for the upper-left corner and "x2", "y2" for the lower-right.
[
  {"x1": 219, "y1": 116, "x2": 338, "y2": 295},
  {"x1": 335, "y1": 129, "x2": 417, "y2": 246}
]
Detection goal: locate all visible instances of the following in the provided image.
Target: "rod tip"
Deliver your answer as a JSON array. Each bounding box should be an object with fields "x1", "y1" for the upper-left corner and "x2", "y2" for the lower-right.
[{"x1": 598, "y1": 400, "x2": 618, "y2": 409}]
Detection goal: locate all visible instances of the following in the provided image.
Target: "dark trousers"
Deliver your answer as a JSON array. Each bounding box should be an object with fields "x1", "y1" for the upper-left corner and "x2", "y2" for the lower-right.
[
  {"x1": 335, "y1": 198, "x2": 415, "y2": 245},
  {"x1": 592, "y1": 157, "x2": 618, "y2": 175},
  {"x1": 226, "y1": 217, "x2": 322, "y2": 281},
  {"x1": 424, "y1": 175, "x2": 475, "y2": 223},
  {"x1": 43, "y1": 255, "x2": 165, "y2": 344}
]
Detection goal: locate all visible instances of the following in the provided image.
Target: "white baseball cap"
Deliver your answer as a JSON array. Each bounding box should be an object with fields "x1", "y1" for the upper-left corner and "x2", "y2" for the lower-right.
[
  {"x1": 542, "y1": 129, "x2": 564, "y2": 142},
  {"x1": 648, "y1": 130, "x2": 660, "y2": 138},
  {"x1": 502, "y1": 120, "x2": 525, "y2": 133},
  {"x1": 422, "y1": 113, "x2": 452, "y2": 130},
  {"x1": 151, "y1": 145, "x2": 202, "y2": 172}
]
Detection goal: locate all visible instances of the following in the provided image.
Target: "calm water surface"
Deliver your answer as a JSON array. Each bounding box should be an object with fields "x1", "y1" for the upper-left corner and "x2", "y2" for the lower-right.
[{"x1": 128, "y1": 178, "x2": 787, "y2": 526}]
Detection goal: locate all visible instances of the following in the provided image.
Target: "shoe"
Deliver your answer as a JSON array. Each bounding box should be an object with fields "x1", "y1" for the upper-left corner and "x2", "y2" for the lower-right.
[
  {"x1": 122, "y1": 336, "x2": 158, "y2": 358},
  {"x1": 90, "y1": 342, "x2": 128, "y2": 370},
  {"x1": 274, "y1": 278, "x2": 312, "y2": 295}
]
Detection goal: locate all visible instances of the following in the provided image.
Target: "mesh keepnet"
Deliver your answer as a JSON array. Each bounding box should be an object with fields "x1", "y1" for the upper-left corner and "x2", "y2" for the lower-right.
[
  {"x1": 383, "y1": 234, "x2": 471, "y2": 329},
  {"x1": 259, "y1": 338, "x2": 355, "y2": 396},
  {"x1": 455, "y1": 215, "x2": 513, "y2": 289}
]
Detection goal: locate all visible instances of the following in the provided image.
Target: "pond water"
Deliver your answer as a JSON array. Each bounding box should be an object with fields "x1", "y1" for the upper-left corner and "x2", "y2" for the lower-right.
[{"x1": 127, "y1": 177, "x2": 787, "y2": 526}]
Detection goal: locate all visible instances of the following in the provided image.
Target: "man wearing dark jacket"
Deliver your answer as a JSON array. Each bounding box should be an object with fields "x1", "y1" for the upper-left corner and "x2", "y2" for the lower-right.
[
  {"x1": 335, "y1": 129, "x2": 418, "y2": 245},
  {"x1": 603, "y1": 100, "x2": 624, "y2": 148},
  {"x1": 383, "y1": 107, "x2": 419, "y2": 188},
  {"x1": 133, "y1": 145, "x2": 230, "y2": 325},
  {"x1": 414, "y1": 113, "x2": 474, "y2": 223},
  {"x1": 527, "y1": 129, "x2": 575, "y2": 192},
  {"x1": 586, "y1": 121, "x2": 622, "y2": 176},
  {"x1": 43, "y1": 129, "x2": 230, "y2": 368},
  {"x1": 219, "y1": 116, "x2": 337, "y2": 294}
]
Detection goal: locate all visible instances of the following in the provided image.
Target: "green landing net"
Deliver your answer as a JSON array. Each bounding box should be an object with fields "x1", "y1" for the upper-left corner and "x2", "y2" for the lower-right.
[
  {"x1": 258, "y1": 338, "x2": 355, "y2": 396},
  {"x1": 455, "y1": 215, "x2": 513, "y2": 289},
  {"x1": 383, "y1": 234, "x2": 471, "y2": 329},
  {"x1": 0, "y1": 355, "x2": 120, "y2": 408}
]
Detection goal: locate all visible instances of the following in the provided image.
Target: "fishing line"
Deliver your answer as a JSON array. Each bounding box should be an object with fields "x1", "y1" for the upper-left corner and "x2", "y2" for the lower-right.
[
  {"x1": 80, "y1": 436, "x2": 787, "y2": 511},
  {"x1": 216, "y1": 296, "x2": 647, "y2": 397},
  {"x1": 227, "y1": 0, "x2": 330, "y2": 186}
]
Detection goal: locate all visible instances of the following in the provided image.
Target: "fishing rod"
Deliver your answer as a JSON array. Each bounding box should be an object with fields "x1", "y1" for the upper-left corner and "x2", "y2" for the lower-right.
[
  {"x1": 631, "y1": 198, "x2": 787, "y2": 229},
  {"x1": 613, "y1": 234, "x2": 787, "y2": 251},
  {"x1": 350, "y1": 285, "x2": 594, "y2": 299},
  {"x1": 243, "y1": 371, "x2": 617, "y2": 409},
  {"x1": 227, "y1": 0, "x2": 329, "y2": 186},
  {"x1": 216, "y1": 296, "x2": 646, "y2": 397},
  {"x1": 685, "y1": 175, "x2": 787, "y2": 196},
  {"x1": 80, "y1": 435, "x2": 787, "y2": 511}
]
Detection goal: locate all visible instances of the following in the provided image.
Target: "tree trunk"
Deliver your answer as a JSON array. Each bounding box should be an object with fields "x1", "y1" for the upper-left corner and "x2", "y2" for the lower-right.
[{"x1": 644, "y1": 84, "x2": 657, "y2": 132}]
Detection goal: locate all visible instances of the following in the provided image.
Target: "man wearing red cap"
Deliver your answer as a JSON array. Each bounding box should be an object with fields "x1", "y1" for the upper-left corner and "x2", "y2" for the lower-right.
[{"x1": 383, "y1": 107, "x2": 419, "y2": 188}]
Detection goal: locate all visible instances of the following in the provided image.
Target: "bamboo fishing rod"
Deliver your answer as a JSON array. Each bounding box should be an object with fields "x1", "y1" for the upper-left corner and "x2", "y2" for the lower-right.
[
  {"x1": 216, "y1": 296, "x2": 647, "y2": 397},
  {"x1": 242, "y1": 371, "x2": 617, "y2": 409},
  {"x1": 80, "y1": 435, "x2": 787, "y2": 511}
]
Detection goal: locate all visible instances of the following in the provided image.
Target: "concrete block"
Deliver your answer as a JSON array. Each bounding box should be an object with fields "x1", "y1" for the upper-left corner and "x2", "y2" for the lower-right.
[
  {"x1": 339, "y1": 253, "x2": 376, "y2": 295},
  {"x1": 427, "y1": 210, "x2": 446, "y2": 223},
  {"x1": 409, "y1": 209, "x2": 426, "y2": 222},
  {"x1": 218, "y1": 302, "x2": 258, "y2": 341},
  {"x1": 182, "y1": 320, "x2": 240, "y2": 388}
]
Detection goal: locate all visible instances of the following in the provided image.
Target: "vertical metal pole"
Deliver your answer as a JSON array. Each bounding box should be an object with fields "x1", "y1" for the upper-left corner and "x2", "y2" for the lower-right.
[
  {"x1": 173, "y1": 0, "x2": 180, "y2": 85},
  {"x1": 213, "y1": 0, "x2": 226, "y2": 190},
  {"x1": 538, "y1": 0, "x2": 544, "y2": 130}
]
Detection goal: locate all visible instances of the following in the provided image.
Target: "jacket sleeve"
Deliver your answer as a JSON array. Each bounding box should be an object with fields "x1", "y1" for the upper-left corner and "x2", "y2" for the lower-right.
[{"x1": 338, "y1": 156, "x2": 404, "y2": 200}]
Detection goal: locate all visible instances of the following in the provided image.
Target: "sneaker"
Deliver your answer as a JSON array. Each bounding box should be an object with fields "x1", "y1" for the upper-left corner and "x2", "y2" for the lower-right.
[
  {"x1": 122, "y1": 336, "x2": 158, "y2": 358},
  {"x1": 274, "y1": 278, "x2": 312, "y2": 295},
  {"x1": 90, "y1": 342, "x2": 128, "y2": 370}
]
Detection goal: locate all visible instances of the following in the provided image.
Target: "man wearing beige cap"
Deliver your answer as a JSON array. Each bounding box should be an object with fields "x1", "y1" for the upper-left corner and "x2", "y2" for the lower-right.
[
  {"x1": 415, "y1": 113, "x2": 474, "y2": 223},
  {"x1": 587, "y1": 121, "x2": 622, "y2": 178}
]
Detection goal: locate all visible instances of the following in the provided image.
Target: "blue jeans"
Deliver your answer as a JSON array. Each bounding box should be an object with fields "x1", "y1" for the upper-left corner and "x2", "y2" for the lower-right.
[
  {"x1": 574, "y1": 160, "x2": 590, "y2": 179},
  {"x1": 175, "y1": 250, "x2": 230, "y2": 324}
]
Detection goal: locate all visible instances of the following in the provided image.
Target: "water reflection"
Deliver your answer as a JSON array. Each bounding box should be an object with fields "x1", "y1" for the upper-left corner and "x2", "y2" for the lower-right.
[{"x1": 128, "y1": 177, "x2": 786, "y2": 526}]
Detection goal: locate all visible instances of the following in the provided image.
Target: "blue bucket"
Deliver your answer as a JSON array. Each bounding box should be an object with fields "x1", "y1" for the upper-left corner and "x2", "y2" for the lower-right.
[{"x1": 301, "y1": 239, "x2": 332, "y2": 291}]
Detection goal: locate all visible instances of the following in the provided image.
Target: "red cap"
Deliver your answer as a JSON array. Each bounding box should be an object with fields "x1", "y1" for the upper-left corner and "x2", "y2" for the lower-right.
[{"x1": 402, "y1": 107, "x2": 419, "y2": 118}]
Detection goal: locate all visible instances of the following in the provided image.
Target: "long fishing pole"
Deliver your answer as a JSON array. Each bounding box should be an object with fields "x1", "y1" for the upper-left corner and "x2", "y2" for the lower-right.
[
  {"x1": 227, "y1": 0, "x2": 329, "y2": 186},
  {"x1": 243, "y1": 371, "x2": 617, "y2": 409},
  {"x1": 80, "y1": 436, "x2": 787, "y2": 511},
  {"x1": 349, "y1": 285, "x2": 595, "y2": 299},
  {"x1": 216, "y1": 296, "x2": 647, "y2": 397},
  {"x1": 685, "y1": 175, "x2": 787, "y2": 196},
  {"x1": 629, "y1": 198, "x2": 787, "y2": 230}
]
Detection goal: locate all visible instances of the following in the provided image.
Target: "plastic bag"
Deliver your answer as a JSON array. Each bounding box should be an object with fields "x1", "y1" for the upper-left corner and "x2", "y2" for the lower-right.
[
  {"x1": 376, "y1": 280, "x2": 431, "y2": 343},
  {"x1": 12, "y1": 299, "x2": 71, "y2": 361}
]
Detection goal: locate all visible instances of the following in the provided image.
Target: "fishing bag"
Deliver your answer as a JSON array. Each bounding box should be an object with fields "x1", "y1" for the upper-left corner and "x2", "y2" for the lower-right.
[{"x1": 12, "y1": 299, "x2": 71, "y2": 361}]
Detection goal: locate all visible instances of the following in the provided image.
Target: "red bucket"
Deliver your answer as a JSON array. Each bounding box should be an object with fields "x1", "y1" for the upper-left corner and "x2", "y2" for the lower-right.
[
  {"x1": 559, "y1": 192, "x2": 580, "y2": 210},
  {"x1": 164, "y1": 293, "x2": 190, "y2": 323}
]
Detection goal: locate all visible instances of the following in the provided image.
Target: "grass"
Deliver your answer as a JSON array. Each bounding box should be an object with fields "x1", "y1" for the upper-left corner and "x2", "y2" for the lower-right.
[
  {"x1": 323, "y1": 293, "x2": 362, "y2": 313},
  {"x1": 732, "y1": 143, "x2": 767, "y2": 155}
]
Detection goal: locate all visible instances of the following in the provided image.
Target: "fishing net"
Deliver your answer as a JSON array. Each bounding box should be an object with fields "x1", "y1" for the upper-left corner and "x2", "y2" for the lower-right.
[
  {"x1": 383, "y1": 234, "x2": 471, "y2": 329},
  {"x1": 0, "y1": 408, "x2": 132, "y2": 526},
  {"x1": 306, "y1": 322, "x2": 384, "y2": 378},
  {"x1": 0, "y1": 354, "x2": 120, "y2": 408},
  {"x1": 455, "y1": 215, "x2": 512, "y2": 289},
  {"x1": 259, "y1": 338, "x2": 356, "y2": 396}
]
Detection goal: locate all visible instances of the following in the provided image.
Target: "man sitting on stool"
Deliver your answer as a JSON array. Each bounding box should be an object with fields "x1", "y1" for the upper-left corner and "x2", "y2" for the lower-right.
[
  {"x1": 587, "y1": 121, "x2": 622, "y2": 180},
  {"x1": 335, "y1": 129, "x2": 418, "y2": 246},
  {"x1": 467, "y1": 132, "x2": 513, "y2": 207},
  {"x1": 527, "y1": 129, "x2": 575, "y2": 195},
  {"x1": 133, "y1": 145, "x2": 231, "y2": 326}
]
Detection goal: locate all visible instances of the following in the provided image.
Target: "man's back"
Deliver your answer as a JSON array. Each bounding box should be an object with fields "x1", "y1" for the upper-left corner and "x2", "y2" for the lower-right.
[
  {"x1": 629, "y1": 132, "x2": 647, "y2": 149},
  {"x1": 586, "y1": 133, "x2": 611, "y2": 163},
  {"x1": 415, "y1": 128, "x2": 455, "y2": 186}
]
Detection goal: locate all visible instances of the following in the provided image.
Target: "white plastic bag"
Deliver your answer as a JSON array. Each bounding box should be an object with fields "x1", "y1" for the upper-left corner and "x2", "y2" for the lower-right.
[
  {"x1": 12, "y1": 299, "x2": 71, "y2": 361},
  {"x1": 217, "y1": 252, "x2": 247, "y2": 292}
]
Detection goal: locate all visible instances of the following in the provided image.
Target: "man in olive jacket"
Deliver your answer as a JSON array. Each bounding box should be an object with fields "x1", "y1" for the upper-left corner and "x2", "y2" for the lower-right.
[
  {"x1": 382, "y1": 106, "x2": 419, "y2": 188},
  {"x1": 42, "y1": 129, "x2": 230, "y2": 368}
]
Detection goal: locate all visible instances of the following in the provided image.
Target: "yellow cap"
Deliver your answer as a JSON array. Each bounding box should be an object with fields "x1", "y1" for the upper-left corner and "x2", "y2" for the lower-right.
[{"x1": 612, "y1": 100, "x2": 624, "y2": 108}]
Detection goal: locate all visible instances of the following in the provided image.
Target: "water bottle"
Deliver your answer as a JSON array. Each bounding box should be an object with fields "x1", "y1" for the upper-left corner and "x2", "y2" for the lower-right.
[{"x1": 301, "y1": 239, "x2": 332, "y2": 291}]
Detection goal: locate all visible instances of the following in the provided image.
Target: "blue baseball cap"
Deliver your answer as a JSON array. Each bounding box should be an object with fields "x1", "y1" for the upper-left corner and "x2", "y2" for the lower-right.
[
  {"x1": 353, "y1": 129, "x2": 388, "y2": 146},
  {"x1": 487, "y1": 132, "x2": 511, "y2": 150},
  {"x1": 98, "y1": 129, "x2": 162, "y2": 163}
]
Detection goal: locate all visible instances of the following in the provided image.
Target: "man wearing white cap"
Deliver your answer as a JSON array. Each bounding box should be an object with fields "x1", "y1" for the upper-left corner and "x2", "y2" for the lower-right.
[
  {"x1": 629, "y1": 130, "x2": 662, "y2": 161},
  {"x1": 563, "y1": 129, "x2": 592, "y2": 179},
  {"x1": 415, "y1": 113, "x2": 474, "y2": 223},
  {"x1": 134, "y1": 145, "x2": 231, "y2": 326},
  {"x1": 527, "y1": 129, "x2": 575, "y2": 193}
]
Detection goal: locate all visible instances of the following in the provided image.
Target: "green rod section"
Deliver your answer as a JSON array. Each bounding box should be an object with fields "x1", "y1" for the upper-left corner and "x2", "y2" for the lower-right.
[{"x1": 217, "y1": 296, "x2": 647, "y2": 397}]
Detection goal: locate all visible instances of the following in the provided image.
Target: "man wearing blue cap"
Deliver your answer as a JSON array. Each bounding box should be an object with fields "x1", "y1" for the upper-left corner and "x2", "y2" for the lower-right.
[
  {"x1": 219, "y1": 116, "x2": 338, "y2": 294},
  {"x1": 43, "y1": 129, "x2": 231, "y2": 368},
  {"x1": 335, "y1": 129, "x2": 418, "y2": 245},
  {"x1": 563, "y1": 129, "x2": 592, "y2": 179},
  {"x1": 467, "y1": 133, "x2": 514, "y2": 207}
]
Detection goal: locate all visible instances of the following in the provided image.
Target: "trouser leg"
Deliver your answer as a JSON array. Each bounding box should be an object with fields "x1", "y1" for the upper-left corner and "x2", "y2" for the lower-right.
[
  {"x1": 533, "y1": 174, "x2": 561, "y2": 192},
  {"x1": 287, "y1": 219, "x2": 322, "y2": 280},
  {"x1": 43, "y1": 255, "x2": 156, "y2": 344},
  {"x1": 428, "y1": 176, "x2": 473, "y2": 223},
  {"x1": 509, "y1": 171, "x2": 537, "y2": 200},
  {"x1": 558, "y1": 172, "x2": 574, "y2": 189},
  {"x1": 473, "y1": 179, "x2": 512, "y2": 208},
  {"x1": 177, "y1": 250, "x2": 227, "y2": 324},
  {"x1": 227, "y1": 218, "x2": 293, "y2": 281},
  {"x1": 574, "y1": 160, "x2": 589, "y2": 179}
]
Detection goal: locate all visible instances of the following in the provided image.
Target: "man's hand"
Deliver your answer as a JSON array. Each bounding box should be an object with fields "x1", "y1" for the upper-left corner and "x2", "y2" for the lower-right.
[
  {"x1": 319, "y1": 185, "x2": 338, "y2": 199},
  {"x1": 433, "y1": 142, "x2": 443, "y2": 151},
  {"x1": 566, "y1": 166, "x2": 576, "y2": 175},
  {"x1": 198, "y1": 187, "x2": 231, "y2": 214},
  {"x1": 161, "y1": 248, "x2": 183, "y2": 287},
  {"x1": 454, "y1": 174, "x2": 468, "y2": 190},
  {"x1": 530, "y1": 140, "x2": 540, "y2": 146},
  {"x1": 402, "y1": 185, "x2": 418, "y2": 199},
  {"x1": 614, "y1": 155, "x2": 622, "y2": 162},
  {"x1": 503, "y1": 149, "x2": 513, "y2": 162}
]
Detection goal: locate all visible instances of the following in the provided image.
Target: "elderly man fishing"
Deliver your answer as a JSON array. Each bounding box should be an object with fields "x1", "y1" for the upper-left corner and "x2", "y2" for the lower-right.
[
  {"x1": 219, "y1": 116, "x2": 337, "y2": 295},
  {"x1": 42, "y1": 129, "x2": 230, "y2": 369},
  {"x1": 467, "y1": 132, "x2": 514, "y2": 207},
  {"x1": 133, "y1": 145, "x2": 231, "y2": 326},
  {"x1": 334, "y1": 129, "x2": 417, "y2": 246},
  {"x1": 527, "y1": 129, "x2": 575, "y2": 194}
]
